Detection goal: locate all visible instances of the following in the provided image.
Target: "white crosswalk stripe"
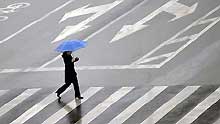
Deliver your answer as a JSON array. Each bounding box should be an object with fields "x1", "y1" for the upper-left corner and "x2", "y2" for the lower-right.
[
  {"x1": 41, "y1": 87, "x2": 103, "y2": 124},
  {"x1": 108, "y1": 86, "x2": 167, "y2": 124},
  {"x1": 0, "y1": 86, "x2": 220, "y2": 124},
  {"x1": 176, "y1": 87, "x2": 220, "y2": 124},
  {"x1": 140, "y1": 86, "x2": 200, "y2": 124},
  {"x1": 10, "y1": 88, "x2": 71, "y2": 124},
  {"x1": 0, "y1": 88, "x2": 41, "y2": 117},
  {"x1": 76, "y1": 87, "x2": 134, "y2": 124}
]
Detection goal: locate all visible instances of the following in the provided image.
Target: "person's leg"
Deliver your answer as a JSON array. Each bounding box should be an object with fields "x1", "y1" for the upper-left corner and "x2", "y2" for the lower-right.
[
  {"x1": 56, "y1": 82, "x2": 71, "y2": 97},
  {"x1": 72, "y1": 76, "x2": 83, "y2": 99}
]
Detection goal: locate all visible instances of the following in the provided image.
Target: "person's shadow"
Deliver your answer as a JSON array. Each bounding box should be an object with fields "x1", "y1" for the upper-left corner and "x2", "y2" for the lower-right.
[{"x1": 57, "y1": 99, "x2": 82, "y2": 124}]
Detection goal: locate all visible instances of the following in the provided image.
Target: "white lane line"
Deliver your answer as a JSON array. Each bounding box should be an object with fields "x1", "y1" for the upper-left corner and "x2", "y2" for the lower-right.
[
  {"x1": 0, "y1": 64, "x2": 159, "y2": 74},
  {"x1": 76, "y1": 87, "x2": 134, "y2": 124},
  {"x1": 10, "y1": 88, "x2": 71, "y2": 124},
  {"x1": 0, "y1": 69, "x2": 22, "y2": 73},
  {"x1": 9, "y1": 65, "x2": 157, "y2": 73},
  {"x1": 39, "y1": 0, "x2": 150, "y2": 68},
  {"x1": 0, "y1": 0, "x2": 76, "y2": 44},
  {"x1": 32, "y1": 67, "x2": 64, "y2": 72},
  {"x1": 42, "y1": 87, "x2": 103, "y2": 124},
  {"x1": 37, "y1": 64, "x2": 158, "y2": 71},
  {"x1": 0, "y1": 88, "x2": 41, "y2": 117},
  {"x1": 1, "y1": 65, "x2": 157, "y2": 74},
  {"x1": 0, "y1": 90, "x2": 9, "y2": 97},
  {"x1": 141, "y1": 86, "x2": 200, "y2": 124},
  {"x1": 176, "y1": 87, "x2": 220, "y2": 124},
  {"x1": 108, "y1": 86, "x2": 167, "y2": 124}
]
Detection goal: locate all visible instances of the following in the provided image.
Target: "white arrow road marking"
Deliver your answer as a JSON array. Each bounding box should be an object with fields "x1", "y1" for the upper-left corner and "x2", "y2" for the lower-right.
[
  {"x1": 76, "y1": 87, "x2": 134, "y2": 124},
  {"x1": 42, "y1": 2, "x2": 219, "y2": 70},
  {"x1": 165, "y1": 1, "x2": 198, "y2": 22},
  {"x1": 133, "y1": 34, "x2": 198, "y2": 65},
  {"x1": 166, "y1": 34, "x2": 199, "y2": 45},
  {"x1": 110, "y1": 0, "x2": 198, "y2": 43},
  {"x1": 108, "y1": 86, "x2": 167, "y2": 124},
  {"x1": 1, "y1": 5, "x2": 220, "y2": 73},
  {"x1": 52, "y1": 0, "x2": 124, "y2": 43},
  {"x1": 41, "y1": 87, "x2": 103, "y2": 124},
  {"x1": 10, "y1": 88, "x2": 71, "y2": 124},
  {"x1": 131, "y1": 4, "x2": 220, "y2": 67},
  {"x1": 39, "y1": 0, "x2": 152, "y2": 69},
  {"x1": 136, "y1": 52, "x2": 176, "y2": 65},
  {"x1": 198, "y1": 17, "x2": 220, "y2": 25},
  {"x1": 159, "y1": 19, "x2": 220, "y2": 68},
  {"x1": 0, "y1": 0, "x2": 76, "y2": 44},
  {"x1": 176, "y1": 87, "x2": 220, "y2": 124},
  {"x1": 141, "y1": 86, "x2": 200, "y2": 124},
  {"x1": 0, "y1": 88, "x2": 41, "y2": 117},
  {"x1": 84, "y1": 0, "x2": 148, "y2": 41}
]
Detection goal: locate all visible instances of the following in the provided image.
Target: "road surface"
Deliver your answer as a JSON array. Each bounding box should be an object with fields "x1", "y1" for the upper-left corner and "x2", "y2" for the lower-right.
[{"x1": 1, "y1": 0, "x2": 220, "y2": 123}]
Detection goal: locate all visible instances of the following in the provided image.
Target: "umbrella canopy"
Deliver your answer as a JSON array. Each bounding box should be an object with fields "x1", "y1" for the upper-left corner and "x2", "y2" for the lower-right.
[{"x1": 55, "y1": 40, "x2": 87, "y2": 52}]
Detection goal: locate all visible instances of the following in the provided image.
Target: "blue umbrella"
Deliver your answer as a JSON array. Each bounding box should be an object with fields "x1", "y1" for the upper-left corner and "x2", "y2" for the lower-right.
[{"x1": 55, "y1": 40, "x2": 87, "y2": 52}]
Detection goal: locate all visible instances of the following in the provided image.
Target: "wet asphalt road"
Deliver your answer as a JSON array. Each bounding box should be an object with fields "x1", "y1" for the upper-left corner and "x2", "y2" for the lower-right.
[
  {"x1": 0, "y1": 0, "x2": 220, "y2": 88},
  {"x1": 1, "y1": 0, "x2": 220, "y2": 124}
]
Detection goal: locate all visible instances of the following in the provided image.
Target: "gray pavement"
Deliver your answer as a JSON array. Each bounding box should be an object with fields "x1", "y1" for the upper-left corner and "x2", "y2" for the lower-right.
[{"x1": 1, "y1": 0, "x2": 220, "y2": 123}]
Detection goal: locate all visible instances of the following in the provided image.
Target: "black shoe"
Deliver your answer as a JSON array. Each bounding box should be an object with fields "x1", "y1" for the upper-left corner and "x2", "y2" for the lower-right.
[{"x1": 75, "y1": 96, "x2": 83, "y2": 99}]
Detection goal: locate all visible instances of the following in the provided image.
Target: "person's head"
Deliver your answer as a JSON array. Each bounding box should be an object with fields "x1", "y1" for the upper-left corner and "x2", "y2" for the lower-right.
[{"x1": 63, "y1": 51, "x2": 72, "y2": 55}]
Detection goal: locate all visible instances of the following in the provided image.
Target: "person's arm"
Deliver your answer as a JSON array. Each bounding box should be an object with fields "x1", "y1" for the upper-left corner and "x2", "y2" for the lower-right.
[{"x1": 72, "y1": 57, "x2": 79, "y2": 63}]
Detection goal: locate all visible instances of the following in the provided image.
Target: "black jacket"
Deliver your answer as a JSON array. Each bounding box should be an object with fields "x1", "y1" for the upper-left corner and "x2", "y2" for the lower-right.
[{"x1": 62, "y1": 54, "x2": 77, "y2": 83}]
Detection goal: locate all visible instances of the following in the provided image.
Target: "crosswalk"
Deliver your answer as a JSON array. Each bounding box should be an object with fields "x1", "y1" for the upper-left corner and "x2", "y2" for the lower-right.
[{"x1": 0, "y1": 85, "x2": 220, "y2": 124}]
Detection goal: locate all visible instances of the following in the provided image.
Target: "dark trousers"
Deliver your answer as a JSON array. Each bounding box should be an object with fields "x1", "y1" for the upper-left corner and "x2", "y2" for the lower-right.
[{"x1": 56, "y1": 77, "x2": 81, "y2": 97}]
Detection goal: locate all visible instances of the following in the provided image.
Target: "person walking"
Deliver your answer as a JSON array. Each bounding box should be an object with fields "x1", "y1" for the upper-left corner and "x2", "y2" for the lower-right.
[{"x1": 55, "y1": 51, "x2": 83, "y2": 100}]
